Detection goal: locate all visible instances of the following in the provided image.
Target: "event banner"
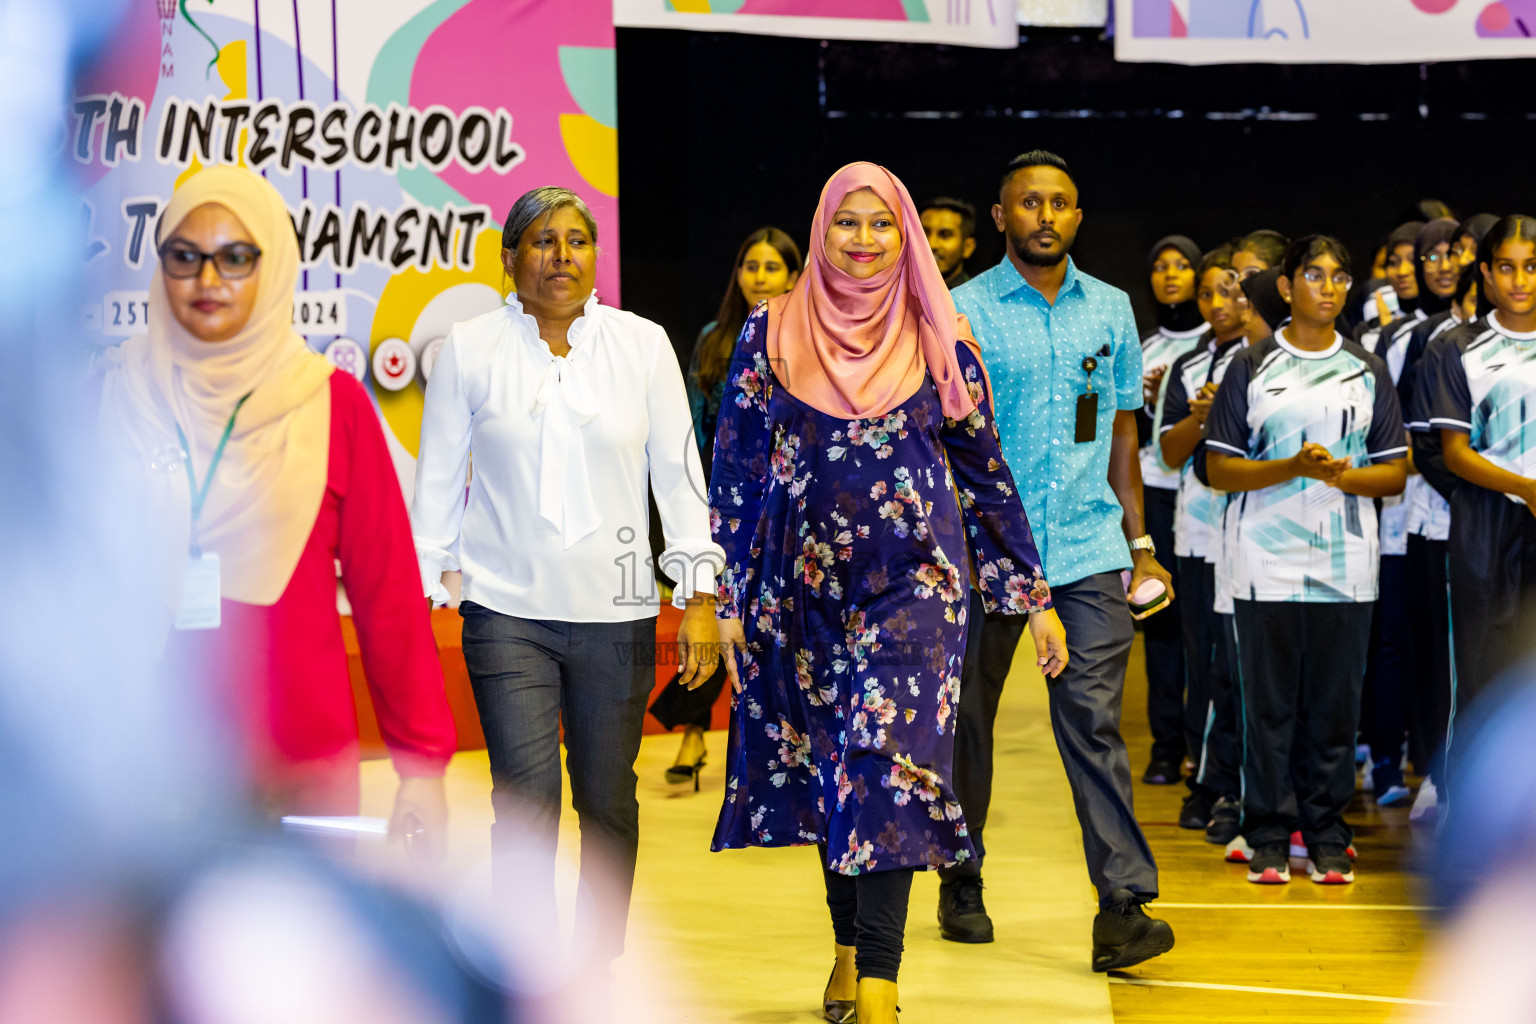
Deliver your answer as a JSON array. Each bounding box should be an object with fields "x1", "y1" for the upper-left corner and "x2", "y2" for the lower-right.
[
  {"x1": 612, "y1": 0, "x2": 1022, "y2": 48},
  {"x1": 75, "y1": 0, "x2": 616, "y2": 482},
  {"x1": 1020, "y1": 0, "x2": 1107, "y2": 25},
  {"x1": 1115, "y1": 0, "x2": 1536, "y2": 63}
]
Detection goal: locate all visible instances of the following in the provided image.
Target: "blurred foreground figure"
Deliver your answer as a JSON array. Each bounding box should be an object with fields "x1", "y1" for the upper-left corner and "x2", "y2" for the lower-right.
[
  {"x1": 1414, "y1": 663, "x2": 1536, "y2": 1021},
  {"x1": 98, "y1": 165, "x2": 456, "y2": 829},
  {"x1": 0, "y1": 6, "x2": 613, "y2": 1022}
]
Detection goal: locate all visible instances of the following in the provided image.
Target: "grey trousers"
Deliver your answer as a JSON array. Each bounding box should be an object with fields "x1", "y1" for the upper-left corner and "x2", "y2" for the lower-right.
[
  {"x1": 459, "y1": 602, "x2": 657, "y2": 960},
  {"x1": 942, "y1": 573, "x2": 1158, "y2": 907},
  {"x1": 1043, "y1": 573, "x2": 1159, "y2": 907}
]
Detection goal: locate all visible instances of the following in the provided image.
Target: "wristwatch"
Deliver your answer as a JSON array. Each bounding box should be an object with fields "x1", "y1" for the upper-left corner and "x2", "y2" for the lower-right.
[{"x1": 1129, "y1": 535, "x2": 1156, "y2": 555}]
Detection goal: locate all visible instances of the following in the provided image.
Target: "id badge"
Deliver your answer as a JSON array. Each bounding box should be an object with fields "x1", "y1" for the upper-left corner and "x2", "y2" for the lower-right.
[
  {"x1": 1074, "y1": 392, "x2": 1099, "y2": 444},
  {"x1": 175, "y1": 552, "x2": 222, "y2": 630}
]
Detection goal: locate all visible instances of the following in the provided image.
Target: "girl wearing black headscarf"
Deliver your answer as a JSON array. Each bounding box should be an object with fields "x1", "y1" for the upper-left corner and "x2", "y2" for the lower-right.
[
  {"x1": 1139, "y1": 235, "x2": 1208, "y2": 784},
  {"x1": 1356, "y1": 222, "x2": 1427, "y2": 343},
  {"x1": 1360, "y1": 218, "x2": 1464, "y2": 809}
]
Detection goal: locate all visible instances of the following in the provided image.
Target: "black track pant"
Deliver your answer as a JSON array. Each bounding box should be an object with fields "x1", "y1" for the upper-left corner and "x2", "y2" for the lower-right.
[
  {"x1": 1233, "y1": 600, "x2": 1373, "y2": 849},
  {"x1": 821, "y1": 852, "x2": 915, "y2": 983},
  {"x1": 1178, "y1": 557, "x2": 1238, "y2": 799},
  {"x1": 1448, "y1": 485, "x2": 1536, "y2": 757},
  {"x1": 1361, "y1": 554, "x2": 1410, "y2": 777},
  {"x1": 1144, "y1": 486, "x2": 1186, "y2": 766},
  {"x1": 1404, "y1": 534, "x2": 1452, "y2": 776}
]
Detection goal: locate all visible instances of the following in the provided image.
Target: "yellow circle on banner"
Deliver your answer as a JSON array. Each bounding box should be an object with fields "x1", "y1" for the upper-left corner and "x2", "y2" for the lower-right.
[{"x1": 371, "y1": 227, "x2": 508, "y2": 456}]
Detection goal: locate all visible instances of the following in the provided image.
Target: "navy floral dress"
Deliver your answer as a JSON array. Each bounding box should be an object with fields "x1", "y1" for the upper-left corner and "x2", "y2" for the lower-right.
[{"x1": 710, "y1": 305, "x2": 1051, "y2": 875}]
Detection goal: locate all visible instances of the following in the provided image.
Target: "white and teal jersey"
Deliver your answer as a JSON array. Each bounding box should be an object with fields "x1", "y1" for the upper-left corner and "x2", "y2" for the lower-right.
[
  {"x1": 1140, "y1": 324, "x2": 1208, "y2": 491},
  {"x1": 1204, "y1": 330, "x2": 1407, "y2": 603},
  {"x1": 1376, "y1": 316, "x2": 1422, "y2": 556},
  {"x1": 1428, "y1": 312, "x2": 1536, "y2": 505},
  {"x1": 1161, "y1": 334, "x2": 1244, "y2": 560}
]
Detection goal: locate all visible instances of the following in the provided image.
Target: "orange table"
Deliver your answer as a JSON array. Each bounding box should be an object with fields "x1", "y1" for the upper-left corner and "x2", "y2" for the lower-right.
[{"x1": 342, "y1": 604, "x2": 729, "y2": 758}]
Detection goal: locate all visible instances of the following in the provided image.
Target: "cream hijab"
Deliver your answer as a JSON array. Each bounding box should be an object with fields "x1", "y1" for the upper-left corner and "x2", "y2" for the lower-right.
[{"x1": 99, "y1": 166, "x2": 334, "y2": 607}]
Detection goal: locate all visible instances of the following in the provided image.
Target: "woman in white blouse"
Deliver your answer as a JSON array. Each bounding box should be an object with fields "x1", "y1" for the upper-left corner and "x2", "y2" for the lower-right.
[{"x1": 412, "y1": 186, "x2": 723, "y2": 961}]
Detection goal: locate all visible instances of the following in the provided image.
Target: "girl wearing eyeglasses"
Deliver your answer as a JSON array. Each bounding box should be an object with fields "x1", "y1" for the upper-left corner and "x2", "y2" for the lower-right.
[
  {"x1": 1426, "y1": 215, "x2": 1536, "y2": 760},
  {"x1": 1203, "y1": 235, "x2": 1408, "y2": 886},
  {"x1": 1356, "y1": 218, "x2": 1463, "y2": 808},
  {"x1": 98, "y1": 167, "x2": 457, "y2": 832}
]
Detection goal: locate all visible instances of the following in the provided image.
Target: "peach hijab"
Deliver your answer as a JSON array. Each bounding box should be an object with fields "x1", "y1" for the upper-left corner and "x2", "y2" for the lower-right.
[
  {"x1": 766, "y1": 162, "x2": 982, "y2": 420},
  {"x1": 98, "y1": 166, "x2": 334, "y2": 608}
]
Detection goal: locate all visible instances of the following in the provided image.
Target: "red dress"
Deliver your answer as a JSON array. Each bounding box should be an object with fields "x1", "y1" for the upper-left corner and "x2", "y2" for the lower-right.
[{"x1": 169, "y1": 371, "x2": 456, "y2": 815}]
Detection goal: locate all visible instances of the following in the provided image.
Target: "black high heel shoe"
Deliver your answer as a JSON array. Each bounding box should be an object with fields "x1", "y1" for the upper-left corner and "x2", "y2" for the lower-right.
[
  {"x1": 823, "y1": 964, "x2": 856, "y2": 1023},
  {"x1": 664, "y1": 756, "x2": 706, "y2": 791}
]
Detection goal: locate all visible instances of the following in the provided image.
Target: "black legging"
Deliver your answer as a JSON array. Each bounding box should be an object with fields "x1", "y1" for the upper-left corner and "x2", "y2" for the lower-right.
[{"x1": 819, "y1": 848, "x2": 915, "y2": 983}]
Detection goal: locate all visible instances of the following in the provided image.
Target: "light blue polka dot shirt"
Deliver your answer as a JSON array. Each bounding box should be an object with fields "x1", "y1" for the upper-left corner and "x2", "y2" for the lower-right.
[{"x1": 953, "y1": 256, "x2": 1144, "y2": 588}]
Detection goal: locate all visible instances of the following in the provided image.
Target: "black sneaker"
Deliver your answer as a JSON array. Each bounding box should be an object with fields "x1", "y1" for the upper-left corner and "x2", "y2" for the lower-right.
[
  {"x1": 1204, "y1": 796, "x2": 1241, "y2": 846},
  {"x1": 1245, "y1": 841, "x2": 1291, "y2": 884},
  {"x1": 938, "y1": 877, "x2": 995, "y2": 943},
  {"x1": 1307, "y1": 843, "x2": 1356, "y2": 884},
  {"x1": 1091, "y1": 889, "x2": 1175, "y2": 972},
  {"x1": 1179, "y1": 790, "x2": 1215, "y2": 830},
  {"x1": 1142, "y1": 759, "x2": 1182, "y2": 785}
]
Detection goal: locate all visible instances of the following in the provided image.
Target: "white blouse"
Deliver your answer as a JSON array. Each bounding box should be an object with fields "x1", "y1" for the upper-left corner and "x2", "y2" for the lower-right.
[{"x1": 411, "y1": 294, "x2": 722, "y2": 623}]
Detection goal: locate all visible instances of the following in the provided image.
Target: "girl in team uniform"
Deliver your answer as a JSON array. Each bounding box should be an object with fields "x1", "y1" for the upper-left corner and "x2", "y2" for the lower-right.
[
  {"x1": 1427, "y1": 216, "x2": 1536, "y2": 752},
  {"x1": 1139, "y1": 235, "x2": 1209, "y2": 784},
  {"x1": 1399, "y1": 262, "x2": 1481, "y2": 823},
  {"x1": 1205, "y1": 236, "x2": 1408, "y2": 885},
  {"x1": 1157, "y1": 246, "x2": 1251, "y2": 842},
  {"x1": 1359, "y1": 218, "x2": 1461, "y2": 805}
]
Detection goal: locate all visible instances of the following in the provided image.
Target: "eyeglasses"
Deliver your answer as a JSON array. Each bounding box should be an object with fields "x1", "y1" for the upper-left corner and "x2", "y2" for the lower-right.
[
  {"x1": 158, "y1": 243, "x2": 262, "y2": 280},
  {"x1": 1421, "y1": 251, "x2": 1454, "y2": 267},
  {"x1": 1301, "y1": 268, "x2": 1353, "y2": 289}
]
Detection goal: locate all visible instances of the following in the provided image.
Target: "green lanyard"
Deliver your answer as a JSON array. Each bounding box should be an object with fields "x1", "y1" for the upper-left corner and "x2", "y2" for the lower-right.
[{"x1": 175, "y1": 393, "x2": 251, "y2": 556}]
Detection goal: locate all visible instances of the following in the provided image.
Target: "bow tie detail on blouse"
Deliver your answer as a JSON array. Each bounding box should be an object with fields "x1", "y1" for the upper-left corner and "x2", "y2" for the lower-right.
[{"x1": 530, "y1": 353, "x2": 602, "y2": 548}]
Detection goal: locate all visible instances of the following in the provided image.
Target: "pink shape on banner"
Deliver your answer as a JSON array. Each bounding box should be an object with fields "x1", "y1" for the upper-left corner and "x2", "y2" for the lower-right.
[
  {"x1": 73, "y1": 0, "x2": 162, "y2": 189},
  {"x1": 1170, "y1": 2, "x2": 1188, "y2": 36},
  {"x1": 412, "y1": 0, "x2": 620, "y2": 303},
  {"x1": 738, "y1": 0, "x2": 910, "y2": 18},
  {"x1": 1478, "y1": 0, "x2": 1536, "y2": 34},
  {"x1": 1411, "y1": 0, "x2": 1460, "y2": 11}
]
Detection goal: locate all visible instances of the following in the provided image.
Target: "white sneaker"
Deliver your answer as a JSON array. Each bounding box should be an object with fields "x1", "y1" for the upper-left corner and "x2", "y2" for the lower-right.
[
  {"x1": 1410, "y1": 776, "x2": 1439, "y2": 824},
  {"x1": 1225, "y1": 835, "x2": 1253, "y2": 863},
  {"x1": 1377, "y1": 784, "x2": 1412, "y2": 807}
]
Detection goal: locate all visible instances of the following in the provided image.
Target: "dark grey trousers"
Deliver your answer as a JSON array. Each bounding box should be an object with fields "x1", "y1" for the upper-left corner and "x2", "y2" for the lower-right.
[
  {"x1": 944, "y1": 573, "x2": 1158, "y2": 908},
  {"x1": 459, "y1": 602, "x2": 657, "y2": 960}
]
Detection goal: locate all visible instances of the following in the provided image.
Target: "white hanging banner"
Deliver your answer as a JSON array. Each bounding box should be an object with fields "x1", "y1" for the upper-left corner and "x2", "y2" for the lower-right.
[
  {"x1": 1114, "y1": 0, "x2": 1536, "y2": 64},
  {"x1": 1020, "y1": 0, "x2": 1107, "y2": 25},
  {"x1": 613, "y1": 0, "x2": 1021, "y2": 48}
]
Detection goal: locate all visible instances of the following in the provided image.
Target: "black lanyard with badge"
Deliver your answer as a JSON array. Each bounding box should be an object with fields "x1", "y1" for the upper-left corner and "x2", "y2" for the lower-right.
[
  {"x1": 1075, "y1": 344, "x2": 1111, "y2": 444},
  {"x1": 173, "y1": 393, "x2": 250, "y2": 630}
]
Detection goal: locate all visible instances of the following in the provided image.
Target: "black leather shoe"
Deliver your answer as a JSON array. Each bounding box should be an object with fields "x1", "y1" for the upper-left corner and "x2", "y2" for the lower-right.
[
  {"x1": 937, "y1": 876, "x2": 995, "y2": 943},
  {"x1": 1142, "y1": 759, "x2": 1182, "y2": 785},
  {"x1": 1092, "y1": 889, "x2": 1174, "y2": 972}
]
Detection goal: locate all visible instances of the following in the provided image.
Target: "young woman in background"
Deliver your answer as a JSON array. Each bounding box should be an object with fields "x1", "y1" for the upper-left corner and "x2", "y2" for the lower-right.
[
  {"x1": 650, "y1": 226, "x2": 803, "y2": 786},
  {"x1": 1139, "y1": 235, "x2": 1208, "y2": 785}
]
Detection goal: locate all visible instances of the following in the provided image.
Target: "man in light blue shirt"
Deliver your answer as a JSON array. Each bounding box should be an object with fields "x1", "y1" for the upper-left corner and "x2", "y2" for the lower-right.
[{"x1": 937, "y1": 151, "x2": 1176, "y2": 972}]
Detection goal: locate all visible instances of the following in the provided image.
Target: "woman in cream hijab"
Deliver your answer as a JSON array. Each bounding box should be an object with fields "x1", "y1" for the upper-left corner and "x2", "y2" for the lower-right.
[{"x1": 99, "y1": 166, "x2": 456, "y2": 835}]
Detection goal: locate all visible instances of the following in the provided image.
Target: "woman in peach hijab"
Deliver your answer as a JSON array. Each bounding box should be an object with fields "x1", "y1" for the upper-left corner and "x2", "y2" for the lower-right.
[
  {"x1": 707, "y1": 163, "x2": 1066, "y2": 1023},
  {"x1": 98, "y1": 166, "x2": 455, "y2": 831}
]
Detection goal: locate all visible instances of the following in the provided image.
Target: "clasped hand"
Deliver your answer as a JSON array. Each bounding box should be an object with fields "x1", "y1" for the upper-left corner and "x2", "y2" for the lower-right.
[{"x1": 1292, "y1": 441, "x2": 1352, "y2": 487}]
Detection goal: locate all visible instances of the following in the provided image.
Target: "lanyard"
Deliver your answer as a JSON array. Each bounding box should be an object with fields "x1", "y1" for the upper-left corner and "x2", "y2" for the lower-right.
[{"x1": 175, "y1": 393, "x2": 251, "y2": 555}]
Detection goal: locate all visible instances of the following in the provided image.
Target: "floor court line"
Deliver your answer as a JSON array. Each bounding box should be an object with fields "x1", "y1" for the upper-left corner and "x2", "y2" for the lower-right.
[
  {"x1": 1107, "y1": 976, "x2": 1449, "y2": 1007},
  {"x1": 1154, "y1": 901, "x2": 1436, "y2": 911}
]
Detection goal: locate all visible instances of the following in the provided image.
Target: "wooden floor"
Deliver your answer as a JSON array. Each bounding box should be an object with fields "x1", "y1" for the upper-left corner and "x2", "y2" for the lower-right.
[
  {"x1": 357, "y1": 630, "x2": 1439, "y2": 1022},
  {"x1": 1110, "y1": 635, "x2": 1435, "y2": 1022}
]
